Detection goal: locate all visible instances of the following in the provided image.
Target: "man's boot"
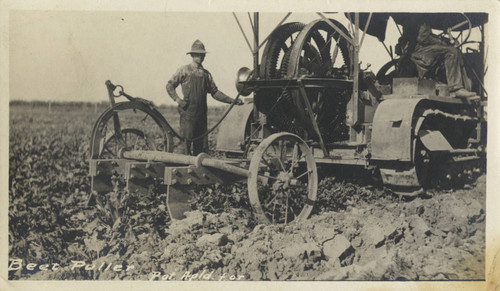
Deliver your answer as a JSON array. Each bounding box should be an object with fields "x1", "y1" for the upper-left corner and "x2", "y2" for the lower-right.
[{"x1": 453, "y1": 88, "x2": 476, "y2": 98}]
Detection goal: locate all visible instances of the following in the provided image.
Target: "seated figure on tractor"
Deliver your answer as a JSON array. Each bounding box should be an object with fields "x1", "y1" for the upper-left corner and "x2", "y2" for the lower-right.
[{"x1": 393, "y1": 15, "x2": 476, "y2": 98}]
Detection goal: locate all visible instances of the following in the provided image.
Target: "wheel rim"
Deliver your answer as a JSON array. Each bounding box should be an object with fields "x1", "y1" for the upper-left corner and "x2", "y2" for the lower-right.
[
  {"x1": 90, "y1": 102, "x2": 174, "y2": 159},
  {"x1": 248, "y1": 133, "x2": 317, "y2": 224}
]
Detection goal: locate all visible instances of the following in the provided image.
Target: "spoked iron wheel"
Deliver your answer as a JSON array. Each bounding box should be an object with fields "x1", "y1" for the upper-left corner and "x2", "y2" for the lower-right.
[
  {"x1": 90, "y1": 101, "x2": 174, "y2": 159},
  {"x1": 247, "y1": 133, "x2": 318, "y2": 224}
]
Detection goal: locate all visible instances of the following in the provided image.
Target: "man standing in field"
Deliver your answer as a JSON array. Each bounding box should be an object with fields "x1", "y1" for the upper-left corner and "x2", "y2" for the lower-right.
[{"x1": 166, "y1": 40, "x2": 243, "y2": 156}]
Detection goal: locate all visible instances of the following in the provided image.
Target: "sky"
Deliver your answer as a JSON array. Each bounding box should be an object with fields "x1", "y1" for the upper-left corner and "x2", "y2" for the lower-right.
[
  {"x1": 9, "y1": 11, "x2": 408, "y2": 106},
  {"x1": 9, "y1": 11, "x2": 483, "y2": 106}
]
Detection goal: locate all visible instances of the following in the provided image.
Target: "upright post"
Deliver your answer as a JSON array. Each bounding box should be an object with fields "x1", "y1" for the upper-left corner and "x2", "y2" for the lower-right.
[
  {"x1": 252, "y1": 12, "x2": 263, "y2": 139},
  {"x1": 253, "y1": 12, "x2": 259, "y2": 78},
  {"x1": 348, "y1": 13, "x2": 360, "y2": 143},
  {"x1": 479, "y1": 23, "x2": 485, "y2": 100},
  {"x1": 105, "y1": 80, "x2": 123, "y2": 143}
]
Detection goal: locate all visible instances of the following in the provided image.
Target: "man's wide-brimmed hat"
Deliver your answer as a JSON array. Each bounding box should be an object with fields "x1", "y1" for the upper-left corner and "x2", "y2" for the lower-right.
[{"x1": 186, "y1": 39, "x2": 208, "y2": 54}]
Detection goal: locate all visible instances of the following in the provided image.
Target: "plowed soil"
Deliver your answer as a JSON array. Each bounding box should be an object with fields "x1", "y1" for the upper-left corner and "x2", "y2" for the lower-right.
[{"x1": 8, "y1": 103, "x2": 485, "y2": 281}]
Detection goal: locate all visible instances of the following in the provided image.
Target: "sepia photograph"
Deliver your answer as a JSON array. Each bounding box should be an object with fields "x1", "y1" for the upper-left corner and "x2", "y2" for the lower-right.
[{"x1": 2, "y1": 0, "x2": 499, "y2": 290}]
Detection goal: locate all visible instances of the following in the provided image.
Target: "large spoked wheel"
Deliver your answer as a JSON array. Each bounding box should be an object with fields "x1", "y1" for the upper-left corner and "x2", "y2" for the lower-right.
[
  {"x1": 90, "y1": 101, "x2": 174, "y2": 159},
  {"x1": 283, "y1": 18, "x2": 352, "y2": 142},
  {"x1": 247, "y1": 133, "x2": 318, "y2": 224}
]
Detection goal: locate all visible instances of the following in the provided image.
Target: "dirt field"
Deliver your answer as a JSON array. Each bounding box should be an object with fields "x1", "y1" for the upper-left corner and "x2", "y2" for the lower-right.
[{"x1": 8, "y1": 102, "x2": 485, "y2": 281}]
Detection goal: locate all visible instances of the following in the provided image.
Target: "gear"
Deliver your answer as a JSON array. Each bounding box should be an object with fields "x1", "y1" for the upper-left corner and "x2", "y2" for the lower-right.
[
  {"x1": 256, "y1": 19, "x2": 353, "y2": 143},
  {"x1": 282, "y1": 18, "x2": 352, "y2": 142},
  {"x1": 260, "y1": 22, "x2": 306, "y2": 79}
]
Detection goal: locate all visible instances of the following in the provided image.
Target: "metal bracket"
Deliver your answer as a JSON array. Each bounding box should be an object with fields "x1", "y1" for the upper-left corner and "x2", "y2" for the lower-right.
[
  {"x1": 125, "y1": 161, "x2": 165, "y2": 195},
  {"x1": 165, "y1": 165, "x2": 224, "y2": 186},
  {"x1": 164, "y1": 164, "x2": 246, "y2": 186},
  {"x1": 90, "y1": 159, "x2": 126, "y2": 194}
]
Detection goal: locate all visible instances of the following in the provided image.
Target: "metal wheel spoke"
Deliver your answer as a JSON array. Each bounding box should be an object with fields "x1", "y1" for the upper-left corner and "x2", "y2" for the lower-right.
[
  {"x1": 284, "y1": 193, "x2": 289, "y2": 224},
  {"x1": 114, "y1": 140, "x2": 119, "y2": 155},
  {"x1": 269, "y1": 144, "x2": 287, "y2": 172},
  {"x1": 318, "y1": 35, "x2": 331, "y2": 54},
  {"x1": 259, "y1": 173, "x2": 279, "y2": 180},
  {"x1": 295, "y1": 170, "x2": 310, "y2": 180},
  {"x1": 287, "y1": 143, "x2": 300, "y2": 174},
  {"x1": 144, "y1": 133, "x2": 157, "y2": 151},
  {"x1": 249, "y1": 124, "x2": 262, "y2": 141},
  {"x1": 133, "y1": 134, "x2": 140, "y2": 149},
  {"x1": 287, "y1": 196, "x2": 301, "y2": 210},
  {"x1": 287, "y1": 160, "x2": 298, "y2": 175},
  {"x1": 303, "y1": 41, "x2": 322, "y2": 68},
  {"x1": 272, "y1": 201, "x2": 276, "y2": 223},
  {"x1": 265, "y1": 193, "x2": 280, "y2": 207},
  {"x1": 280, "y1": 43, "x2": 289, "y2": 52},
  {"x1": 278, "y1": 140, "x2": 289, "y2": 171},
  {"x1": 277, "y1": 157, "x2": 287, "y2": 172},
  {"x1": 260, "y1": 156, "x2": 274, "y2": 170}
]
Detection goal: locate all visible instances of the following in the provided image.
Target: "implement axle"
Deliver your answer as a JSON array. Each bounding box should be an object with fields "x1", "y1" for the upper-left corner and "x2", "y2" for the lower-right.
[{"x1": 121, "y1": 150, "x2": 250, "y2": 178}]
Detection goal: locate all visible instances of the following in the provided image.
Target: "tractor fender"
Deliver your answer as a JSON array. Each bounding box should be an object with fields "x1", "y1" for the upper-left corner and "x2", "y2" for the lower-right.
[
  {"x1": 370, "y1": 98, "x2": 425, "y2": 162},
  {"x1": 215, "y1": 103, "x2": 253, "y2": 153}
]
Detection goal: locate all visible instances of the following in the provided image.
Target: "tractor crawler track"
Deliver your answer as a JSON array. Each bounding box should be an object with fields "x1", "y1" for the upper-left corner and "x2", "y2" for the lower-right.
[{"x1": 378, "y1": 102, "x2": 482, "y2": 196}]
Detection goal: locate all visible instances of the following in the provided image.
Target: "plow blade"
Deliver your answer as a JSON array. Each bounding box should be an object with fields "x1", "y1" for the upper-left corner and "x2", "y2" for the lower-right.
[
  {"x1": 91, "y1": 150, "x2": 250, "y2": 221},
  {"x1": 167, "y1": 186, "x2": 195, "y2": 220}
]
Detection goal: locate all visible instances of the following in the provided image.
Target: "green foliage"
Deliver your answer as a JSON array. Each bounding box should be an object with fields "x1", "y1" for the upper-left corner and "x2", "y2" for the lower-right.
[{"x1": 8, "y1": 103, "x2": 248, "y2": 280}]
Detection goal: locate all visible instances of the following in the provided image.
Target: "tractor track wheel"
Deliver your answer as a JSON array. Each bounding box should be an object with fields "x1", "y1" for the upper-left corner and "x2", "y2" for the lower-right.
[
  {"x1": 247, "y1": 133, "x2": 318, "y2": 224},
  {"x1": 377, "y1": 101, "x2": 479, "y2": 196}
]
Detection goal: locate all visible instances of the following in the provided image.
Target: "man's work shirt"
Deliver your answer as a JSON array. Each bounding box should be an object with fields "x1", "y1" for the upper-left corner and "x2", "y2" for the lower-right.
[
  {"x1": 166, "y1": 62, "x2": 219, "y2": 119},
  {"x1": 400, "y1": 15, "x2": 444, "y2": 54}
]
